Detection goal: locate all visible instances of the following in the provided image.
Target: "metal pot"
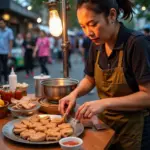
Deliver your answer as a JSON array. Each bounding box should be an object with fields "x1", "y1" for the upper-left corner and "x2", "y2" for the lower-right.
[
  {"x1": 41, "y1": 78, "x2": 79, "y2": 102},
  {"x1": 34, "y1": 74, "x2": 50, "y2": 97}
]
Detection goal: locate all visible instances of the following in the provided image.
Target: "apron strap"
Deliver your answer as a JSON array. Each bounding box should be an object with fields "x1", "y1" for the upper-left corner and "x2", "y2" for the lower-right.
[
  {"x1": 118, "y1": 50, "x2": 123, "y2": 67},
  {"x1": 96, "y1": 50, "x2": 100, "y2": 64}
]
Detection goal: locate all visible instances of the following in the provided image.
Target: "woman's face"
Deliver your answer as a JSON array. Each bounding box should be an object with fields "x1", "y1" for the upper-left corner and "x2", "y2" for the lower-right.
[
  {"x1": 40, "y1": 31, "x2": 45, "y2": 37},
  {"x1": 77, "y1": 5, "x2": 115, "y2": 45}
]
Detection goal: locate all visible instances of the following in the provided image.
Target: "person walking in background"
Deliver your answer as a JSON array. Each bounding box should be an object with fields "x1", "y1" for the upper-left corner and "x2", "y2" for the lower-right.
[
  {"x1": 143, "y1": 27, "x2": 150, "y2": 40},
  {"x1": 78, "y1": 33, "x2": 84, "y2": 55},
  {"x1": 0, "y1": 17, "x2": 14, "y2": 84},
  {"x1": 22, "y1": 32, "x2": 35, "y2": 78},
  {"x1": 32, "y1": 27, "x2": 40, "y2": 44},
  {"x1": 48, "y1": 34, "x2": 55, "y2": 63},
  {"x1": 74, "y1": 32, "x2": 84, "y2": 63},
  {"x1": 82, "y1": 36, "x2": 91, "y2": 64},
  {"x1": 68, "y1": 35, "x2": 76, "y2": 70},
  {"x1": 15, "y1": 33, "x2": 24, "y2": 48},
  {"x1": 33, "y1": 30, "x2": 50, "y2": 75},
  {"x1": 56, "y1": 36, "x2": 63, "y2": 62}
]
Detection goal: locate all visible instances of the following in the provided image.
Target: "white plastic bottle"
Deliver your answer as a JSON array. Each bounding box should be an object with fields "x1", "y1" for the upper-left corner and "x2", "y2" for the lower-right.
[{"x1": 9, "y1": 68, "x2": 17, "y2": 91}]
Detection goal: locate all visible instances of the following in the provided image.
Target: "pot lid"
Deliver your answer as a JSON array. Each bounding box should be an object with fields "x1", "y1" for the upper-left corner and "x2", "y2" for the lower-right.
[{"x1": 34, "y1": 74, "x2": 50, "y2": 80}]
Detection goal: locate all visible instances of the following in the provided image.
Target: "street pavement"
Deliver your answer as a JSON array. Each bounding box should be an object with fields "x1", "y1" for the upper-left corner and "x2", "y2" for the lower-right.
[{"x1": 17, "y1": 53, "x2": 99, "y2": 105}]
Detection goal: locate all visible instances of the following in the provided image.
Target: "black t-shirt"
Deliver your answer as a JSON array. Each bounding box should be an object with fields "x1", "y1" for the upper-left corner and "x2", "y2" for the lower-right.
[
  {"x1": 23, "y1": 40, "x2": 35, "y2": 52},
  {"x1": 84, "y1": 23, "x2": 150, "y2": 92}
]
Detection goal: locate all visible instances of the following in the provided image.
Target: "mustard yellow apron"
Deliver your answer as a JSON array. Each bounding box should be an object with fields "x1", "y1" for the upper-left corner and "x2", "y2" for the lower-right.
[{"x1": 94, "y1": 50, "x2": 144, "y2": 150}]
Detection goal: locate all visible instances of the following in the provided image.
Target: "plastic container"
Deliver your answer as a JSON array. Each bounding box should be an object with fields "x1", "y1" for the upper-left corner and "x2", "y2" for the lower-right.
[
  {"x1": 8, "y1": 102, "x2": 40, "y2": 118},
  {"x1": 16, "y1": 83, "x2": 29, "y2": 96},
  {"x1": 9, "y1": 68, "x2": 17, "y2": 91}
]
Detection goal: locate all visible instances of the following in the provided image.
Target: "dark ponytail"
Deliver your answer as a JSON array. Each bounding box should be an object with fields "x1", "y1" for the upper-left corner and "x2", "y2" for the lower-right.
[
  {"x1": 116, "y1": 0, "x2": 134, "y2": 20},
  {"x1": 77, "y1": 0, "x2": 134, "y2": 20}
]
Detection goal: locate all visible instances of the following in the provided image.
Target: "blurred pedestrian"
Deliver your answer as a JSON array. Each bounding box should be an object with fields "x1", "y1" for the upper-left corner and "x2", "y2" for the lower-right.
[
  {"x1": 32, "y1": 27, "x2": 40, "y2": 43},
  {"x1": 68, "y1": 35, "x2": 75, "y2": 69},
  {"x1": 0, "y1": 17, "x2": 14, "y2": 84},
  {"x1": 55, "y1": 36, "x2": 63, "y2": 62},
  {"x1": 15, "y1": 33, "x2": 24, "y2": 48},
  {"x1": 33, "y1": 30, "x2": 50, "y2": 75},
  {"x1": 48, "y1": 34, "x2": 55, "y2": 63},
  {"x1": 22, "y1": 32, "x2": 35, "y2": 78},
  {"x1": 78, "y1": 33, "x2": 84, "y2": 55},
  {"x1": 143, "y1": 28, "x2": 150, "y2": 40},
  {"x1": 82, "y1": 36, "x2": 91, "y2": 63},
  {"x1": 74, "y1": 33, "x2": 84, "y2": 63}
]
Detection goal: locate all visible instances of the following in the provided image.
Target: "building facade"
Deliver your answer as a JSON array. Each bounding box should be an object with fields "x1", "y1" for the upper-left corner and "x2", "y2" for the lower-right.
[{"x1": 0, "y1": 0, "x2": 39, "y2": 36}]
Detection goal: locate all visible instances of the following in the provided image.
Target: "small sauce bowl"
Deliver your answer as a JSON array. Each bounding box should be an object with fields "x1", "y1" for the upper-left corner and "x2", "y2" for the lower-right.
[{"x1": 59, "y1": 137, "x2": 83, "y2": 150}]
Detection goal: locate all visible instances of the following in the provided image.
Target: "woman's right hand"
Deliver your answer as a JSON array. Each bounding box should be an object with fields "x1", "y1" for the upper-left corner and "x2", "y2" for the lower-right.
[{"x1": 58, "y1": 93, "x2": 77, "y2": 115}]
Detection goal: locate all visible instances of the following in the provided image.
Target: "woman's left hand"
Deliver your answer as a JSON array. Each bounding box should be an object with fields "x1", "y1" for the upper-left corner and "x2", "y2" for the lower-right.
[
  {"x1": 33, "y1": 52, "x2": 36, "y2": 58},
  {"x1": 75, "y1": 100, "x2": 106, "y2": 120}
]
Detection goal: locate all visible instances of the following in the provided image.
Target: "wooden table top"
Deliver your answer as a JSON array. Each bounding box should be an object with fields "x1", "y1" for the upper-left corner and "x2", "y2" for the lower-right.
[
  {"x1": 0, "y1": 116, "x2": 115, "y2": 150},
  {"x1": 0, "y1": 94, "x2": 115, "y2": 150}
]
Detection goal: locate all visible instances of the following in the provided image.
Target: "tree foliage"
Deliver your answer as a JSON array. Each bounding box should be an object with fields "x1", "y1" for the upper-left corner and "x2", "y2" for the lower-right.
[
  {"x1": 30, "y1": 0, "x2": 48, "y2": 11},
  {"x1": 30, "y1": 0, "x2": 150, "y2": 28},
  {"x1": 134, "y1": 0, "x2": 150, "y2": 21},
  {"x1": 135, "y1": 0, "x2": 150, "y2": 7}
]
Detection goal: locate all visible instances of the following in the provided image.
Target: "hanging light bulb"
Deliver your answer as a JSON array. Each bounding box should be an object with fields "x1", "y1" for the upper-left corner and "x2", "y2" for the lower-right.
[{"x1": 49, "y1": 9, "x2": 62, "y2": 37}]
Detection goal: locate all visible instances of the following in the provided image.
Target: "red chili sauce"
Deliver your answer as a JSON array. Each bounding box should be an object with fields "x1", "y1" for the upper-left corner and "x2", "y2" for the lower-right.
[{"x1": 63, "y1": 141, "x2": 79, "y2": 146}]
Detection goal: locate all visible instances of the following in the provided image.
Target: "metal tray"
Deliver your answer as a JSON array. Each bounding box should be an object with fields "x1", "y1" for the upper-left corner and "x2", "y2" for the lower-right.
[{"x1": 2, "y1": 114, "x2": 84, "y2": 145}]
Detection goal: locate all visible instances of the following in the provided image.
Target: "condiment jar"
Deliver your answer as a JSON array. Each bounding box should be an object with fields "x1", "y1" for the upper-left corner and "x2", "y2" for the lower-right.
[
  {"x1": 34, "y1": 74, "x2": 50, "y2": 97},
  {"x1": 15, "y1": 89, "x2": 23, "y2": 100},
  {"x1": 2, "y1": 87, "x2": 13, "y2": 103}
]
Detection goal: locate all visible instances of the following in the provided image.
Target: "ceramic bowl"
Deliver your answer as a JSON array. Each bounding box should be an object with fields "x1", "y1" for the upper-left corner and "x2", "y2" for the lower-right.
[{"x1": 59, "y1": 137, "x2": 83, "y2": 150}]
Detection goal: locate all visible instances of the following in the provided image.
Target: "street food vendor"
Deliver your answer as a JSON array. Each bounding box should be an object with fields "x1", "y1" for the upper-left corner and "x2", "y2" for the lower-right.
[{"x1": 59, "y1": 0, "x2": 150, "y2": 149}]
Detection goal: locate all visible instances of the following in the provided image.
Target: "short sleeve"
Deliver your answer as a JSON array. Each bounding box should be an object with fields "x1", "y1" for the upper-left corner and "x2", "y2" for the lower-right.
[
  {"x1": 131, "y1": 36, "x2": 150, "y2": 84},
  {"x1": 84, "y1": 43, "x2": 97, "y2": 77}
]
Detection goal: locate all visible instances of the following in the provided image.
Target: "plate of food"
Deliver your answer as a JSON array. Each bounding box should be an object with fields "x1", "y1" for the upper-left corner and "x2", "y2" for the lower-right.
[{"x1": 2, "y1": 114, "x2": 84, "y2": 144}]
